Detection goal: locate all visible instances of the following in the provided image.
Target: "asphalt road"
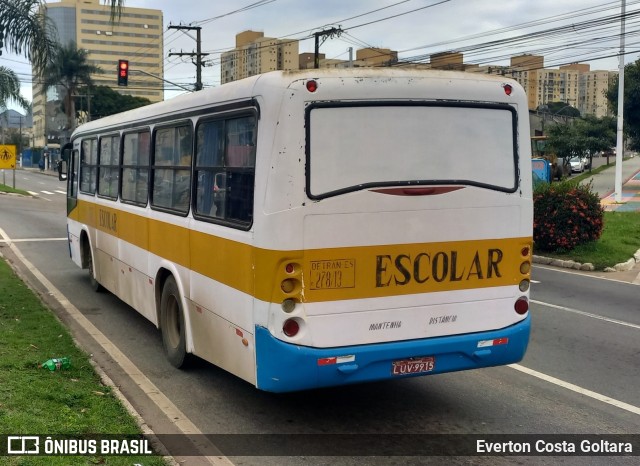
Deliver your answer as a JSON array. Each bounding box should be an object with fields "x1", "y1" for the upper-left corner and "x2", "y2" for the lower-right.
[{"x1": 0, "y1": 170, "x2": 638, "y2": 466}]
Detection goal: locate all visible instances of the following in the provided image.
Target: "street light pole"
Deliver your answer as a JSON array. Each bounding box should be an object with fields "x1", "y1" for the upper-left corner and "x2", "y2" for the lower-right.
[{"x1": 614, "y1": 0, "x2": 626, "y2": 203}]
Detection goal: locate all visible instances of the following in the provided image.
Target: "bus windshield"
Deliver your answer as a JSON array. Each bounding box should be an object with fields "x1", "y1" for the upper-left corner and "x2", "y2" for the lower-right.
[{"x1": 307, "y1": 103, "x2": 517, "y2": 198}]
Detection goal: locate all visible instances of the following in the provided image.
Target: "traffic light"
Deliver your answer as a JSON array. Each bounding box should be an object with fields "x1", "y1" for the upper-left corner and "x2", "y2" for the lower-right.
[
  {"x1": 0, "y1": 28, "x2": 4, "y2": 56},
  {"x1": 117, "y1": 59, "x2": 129, "y2": 86}
]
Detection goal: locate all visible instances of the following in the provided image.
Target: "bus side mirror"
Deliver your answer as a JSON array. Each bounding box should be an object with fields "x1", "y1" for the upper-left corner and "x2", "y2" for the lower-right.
[{"x1": 58, "y1": 160, "x2": 68, "y2": 181}]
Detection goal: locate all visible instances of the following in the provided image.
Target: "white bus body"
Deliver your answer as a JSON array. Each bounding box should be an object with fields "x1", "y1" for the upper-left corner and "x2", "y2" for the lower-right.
[{"x1": 62, "y1": 69, "x2": 532, "y2": 392}]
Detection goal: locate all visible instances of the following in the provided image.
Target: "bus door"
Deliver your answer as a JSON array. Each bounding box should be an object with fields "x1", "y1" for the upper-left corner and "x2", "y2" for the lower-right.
[{"x1": 58, "y1": 142, "x2": 79, "y2": 214}]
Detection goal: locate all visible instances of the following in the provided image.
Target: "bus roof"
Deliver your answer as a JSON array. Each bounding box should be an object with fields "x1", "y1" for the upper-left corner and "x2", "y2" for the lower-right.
[{"x1": 71, "y1": 68, "x2": 522, "y2": 139}]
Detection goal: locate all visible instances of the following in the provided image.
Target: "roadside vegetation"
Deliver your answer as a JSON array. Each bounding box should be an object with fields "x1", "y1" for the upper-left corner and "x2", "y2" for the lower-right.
[
  {"x1": 0, "y1": 258, "x2": 167, "y2": 465},
  {"x1": 0, "y1": 184, "x2": 30, "y2": 196},
  {"x1": 536, "y1": 210, "x2": 640, "y2": 270},
  {"x1": 533, "y1": 174, "x2": 640, "y2": 269}
]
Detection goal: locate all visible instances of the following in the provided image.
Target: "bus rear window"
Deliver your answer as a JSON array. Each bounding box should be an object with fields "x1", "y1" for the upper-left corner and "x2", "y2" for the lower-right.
[{"x1": 306, "y1": 103, "x2": 517, "y2": 199}]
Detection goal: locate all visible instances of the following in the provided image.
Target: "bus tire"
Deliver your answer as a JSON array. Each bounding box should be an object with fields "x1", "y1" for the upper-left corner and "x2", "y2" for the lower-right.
[
  {"x1": 86, "y1": 247, "x2": 103, "y2": 292},
  {"x1": 160, "y1": 276, "x2": 189, "y2": 368}
]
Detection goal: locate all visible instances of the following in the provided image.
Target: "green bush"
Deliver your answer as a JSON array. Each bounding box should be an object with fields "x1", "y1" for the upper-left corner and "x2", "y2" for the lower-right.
[{"x1": 533, "y1": 181, "x2": 604, "y2": 252}]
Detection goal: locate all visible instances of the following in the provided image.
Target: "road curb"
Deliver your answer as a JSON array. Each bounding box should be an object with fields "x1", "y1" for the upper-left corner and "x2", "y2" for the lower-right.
[
  {"x1": 533, "y1": 255, "x2": 596, "y2": 271},
  {"x1": 533, "y1": 248, "x2": 640, "y2": 273}
]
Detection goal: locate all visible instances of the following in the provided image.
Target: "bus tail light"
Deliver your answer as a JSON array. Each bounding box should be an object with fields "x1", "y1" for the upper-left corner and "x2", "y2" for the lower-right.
[
  {"x1": 283, "y1": 318, "x2": 300, "y2": 337},
  {"x1": 281, "y1": 298, "x2": 296, "y2": 313},
  {"x1": 306, "y1": 80, "x2": 318, "y2": 92},
  {"x1": 514, "y1": 297, "x2": 529, "y2": 315},
  {"x1": 279, "y1": 261, "x2": 302, "y2": 315},
  {"x1": 281, "y1": 279, "x2": 296, "y2": 293}
]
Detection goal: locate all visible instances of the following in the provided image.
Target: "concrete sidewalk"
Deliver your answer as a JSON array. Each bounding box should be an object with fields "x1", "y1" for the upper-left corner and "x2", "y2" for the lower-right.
[{"x1": 579, "y1": 154, "x2": 640, "y2": 211}]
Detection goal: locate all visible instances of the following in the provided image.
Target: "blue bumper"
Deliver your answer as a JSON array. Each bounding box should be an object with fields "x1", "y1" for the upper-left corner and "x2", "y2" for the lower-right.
[{"x1": 255, "y1": 315, "x2": 530, "y2": 392}]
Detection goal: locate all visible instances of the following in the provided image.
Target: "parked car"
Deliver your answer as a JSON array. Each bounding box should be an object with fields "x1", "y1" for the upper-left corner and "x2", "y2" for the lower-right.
[{"x1": 569, "y1": 156, "x2": 585, "y2": 173}]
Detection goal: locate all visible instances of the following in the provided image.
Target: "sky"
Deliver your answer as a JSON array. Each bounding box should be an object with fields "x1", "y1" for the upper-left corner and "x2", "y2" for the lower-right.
[{"x1": 2, "y1": 0, "x2": 639, "y2": 112}]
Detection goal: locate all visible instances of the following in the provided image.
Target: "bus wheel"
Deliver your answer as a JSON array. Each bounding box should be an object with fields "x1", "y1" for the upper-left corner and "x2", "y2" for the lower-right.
[
  {"x1": 86, "y1": 249, "x2": 103, "y2": 292},
  {"x1": 160, "y1": 276, "x2": 188, "y2": 368}
]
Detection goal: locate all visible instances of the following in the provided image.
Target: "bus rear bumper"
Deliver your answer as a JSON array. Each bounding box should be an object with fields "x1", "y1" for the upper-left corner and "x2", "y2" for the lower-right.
[{"x1": 255, "y1": 315, "x2": 530, "y2": 392}]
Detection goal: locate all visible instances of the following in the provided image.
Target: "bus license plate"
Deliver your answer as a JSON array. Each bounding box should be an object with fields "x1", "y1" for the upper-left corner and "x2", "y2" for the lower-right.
[{"x1": 391, "y1": 357, "x2": 435, "y2": 376}]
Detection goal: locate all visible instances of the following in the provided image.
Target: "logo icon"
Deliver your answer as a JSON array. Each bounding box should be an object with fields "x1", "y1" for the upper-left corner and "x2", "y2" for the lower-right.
[{"x1": 7, "y1": 436, "x2": 40, "y2": 455}]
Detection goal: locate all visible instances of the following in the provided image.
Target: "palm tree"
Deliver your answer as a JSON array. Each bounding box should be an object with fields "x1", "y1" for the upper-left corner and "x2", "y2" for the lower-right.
[
  {"x1": 0, "y1": 0, "x2": 124, "y2": 108},
  {"x1": 42, "y1": 42, "x2": 102, "y2": 132},
  {"x1": 0, "y1": 66, "x2": 28, "y2": 110},
  {"x1": 0, "y1": 0, "x2": 59, "y2": 73}
]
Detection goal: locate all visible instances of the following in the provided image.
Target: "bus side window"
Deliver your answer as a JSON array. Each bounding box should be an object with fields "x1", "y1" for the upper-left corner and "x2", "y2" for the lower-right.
[
  {"x1": 122, "y1": 131, "x2": 150, "y2": 206},
  {"x1": 195, "y1": 120, "x2": 225, "y2": 218},
  {"x1": 194, "y1": 115, "x2": 255, "y2": 226},
  {"x1": 225, "y1": 117, "x2": 256, "y2": 224},
  {"x1": 80, "y1": 138, "x2": 98, "y2": 194},
  {"x1": 152, "y1": 125, "x2": 192, "y2": 213}
]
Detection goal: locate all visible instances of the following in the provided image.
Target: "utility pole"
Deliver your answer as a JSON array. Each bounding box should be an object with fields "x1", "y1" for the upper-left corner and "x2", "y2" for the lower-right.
[
  {"x1": 168, "y1": 25, "x2": 209, "y2": 91},
  {"x1": 314, "y1": 27, "x2": 342, "y2": 69},
  {"x1": 614, "y1": 0, "x2": 626, "y2": 203}
]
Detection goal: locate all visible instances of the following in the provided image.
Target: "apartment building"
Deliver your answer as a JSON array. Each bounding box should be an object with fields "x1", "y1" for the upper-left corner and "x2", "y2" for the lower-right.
[
  {"x1": 504, "y1": 55, "x2": 615, "y2": 116},
  {"x1": 32, "y1": 0, "x2": 163, "y2": 147},
  {"x1": 298, "y1": 48, "x2": 399, "y2": 70},
  {"x1": 579, "y1": 70, "x2": 617, "y2": 118},
  {"x1": 220, "y1": 31, "x2": 298, "y2": 84}
]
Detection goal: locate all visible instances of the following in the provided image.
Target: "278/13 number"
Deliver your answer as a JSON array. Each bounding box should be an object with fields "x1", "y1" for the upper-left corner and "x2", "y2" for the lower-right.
[
  {"x1": 313, "y1": 270, "x2": 343, "y2": 289},
  {"x1": 309, "y1": 259, "x2": 355, "y2": 290}
]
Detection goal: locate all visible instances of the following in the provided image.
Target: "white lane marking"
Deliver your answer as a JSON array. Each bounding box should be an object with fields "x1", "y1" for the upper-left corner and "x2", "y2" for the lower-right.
[
  {"x1": 27, "y1": 191, "x2": 38, "y2": 196},
  {"x1": 0, "y1": 227, "x2": 231, "y2": 466},
  {"x1": 41, "y1": 190, "x2": 54, "y2": 195},
  {"x1": 55, "y1": 190, "x2": 66, "y2": 194},
  {"x1": 509, "y1": 364, "x2": 640, "y2": 416},
  {"x1": 534, "y1": 264, "x2": 639, "y2": 286},
  {"x1": 532, "y1": 299, "x2": 640, "y2": 330},
  {"x1": 0, "y1": 237, "x2": 67, "y2": 243},
  {"x1": 530, "y1": 280, "x2": 541, "y2": 284}
]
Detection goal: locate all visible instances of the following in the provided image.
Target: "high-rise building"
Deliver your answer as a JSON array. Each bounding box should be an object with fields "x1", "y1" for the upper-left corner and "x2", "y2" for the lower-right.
[
  {"x1": 579, "y1": 71, "x2": 617, "y2": 118},
  {"x1": 504, "y1": 55, "x2": 616, "y2": 116},
  {"x1": 220, "y1": 31, "x2": 298, "y2": 84},
  {"x1": 32, "y1": 0, "x2": 163, "y2": 147}
]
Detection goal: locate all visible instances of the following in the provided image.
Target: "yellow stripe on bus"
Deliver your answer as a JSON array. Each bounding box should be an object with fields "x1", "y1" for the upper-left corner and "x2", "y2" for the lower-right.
[{"x1": 71, "y1": 201, "x2": 531, "y2": 303}]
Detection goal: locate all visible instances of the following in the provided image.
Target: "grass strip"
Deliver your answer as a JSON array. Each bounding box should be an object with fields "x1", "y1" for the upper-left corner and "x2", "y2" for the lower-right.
[
  {"x1": 536, "y1": 211, "x2": 640, "y2": 269},
  {"x1": 0, "y1": 184, "x2": 30, "y2": 196},
  {"x1": 0, "y1": 258, "x2": 168, "y2": 465}
]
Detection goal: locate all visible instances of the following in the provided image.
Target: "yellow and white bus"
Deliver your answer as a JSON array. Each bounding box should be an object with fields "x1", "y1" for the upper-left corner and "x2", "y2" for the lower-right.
[{"x1": 60, "y1": 69, "x2": 533, "y2": 392}]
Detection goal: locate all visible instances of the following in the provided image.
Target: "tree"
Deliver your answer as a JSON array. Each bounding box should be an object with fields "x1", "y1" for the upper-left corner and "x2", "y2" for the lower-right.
[
  {"x1": 4, "y1": 127, "x2": 30, "y2": 151},
  {"x1": 539, "y1": 101, "x2": 581, "y2": 118},
  {"x1": 0, "y1": 0, "x2": 58, "y2": 73},
  {"x1": 0, "y1": 66, "x2": 28, "y2": 110},
  {"x1": 547, "y1": 115, "x2": 616, "y2": 167},
  {"x1": 606, "y1": 58, "x2": 640, "y2": 149},
  {"x1": 579, "y1": 115, "x2": 616, "y2": 157},
  {"x1": 42, "y1": 42, "x2": 102, "y2": 132},
  {"x1": 76, "y1": 85, "x2": 151, "y2": 120},
  {"x1": 0, "y1": 1, "x2": 125, "y2": 110}
]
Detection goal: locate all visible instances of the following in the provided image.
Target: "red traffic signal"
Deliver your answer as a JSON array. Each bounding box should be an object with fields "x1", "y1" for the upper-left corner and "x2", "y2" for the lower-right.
[{"x1": 117, "y1": 59, "x2": 129, "y2": 86}]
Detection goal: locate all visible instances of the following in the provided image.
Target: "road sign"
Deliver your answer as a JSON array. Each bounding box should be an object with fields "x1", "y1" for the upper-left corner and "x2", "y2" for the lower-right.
[{"x1": 0, "y1": 145, "x2": 17, "y2": 169}]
